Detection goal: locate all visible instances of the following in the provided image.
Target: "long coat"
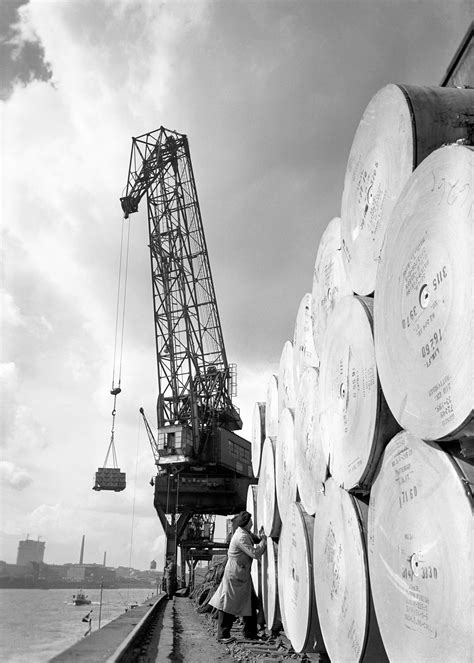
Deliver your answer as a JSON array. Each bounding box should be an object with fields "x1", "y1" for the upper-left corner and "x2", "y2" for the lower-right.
[
  {"x1": 164, "y1": 560, "x2": 177, "y2": 597},
  {"x1": 209, "y1": 526, "x2": 266, "y2": 616}
]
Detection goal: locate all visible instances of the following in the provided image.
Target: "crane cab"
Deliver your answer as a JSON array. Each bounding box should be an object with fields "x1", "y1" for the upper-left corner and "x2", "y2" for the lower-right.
[
  {"x1": 157, "y1": 424, "x2": 194, "y2": 463},
  {"x1": 93, "y1": 468, "x2": 126, "y2": 492}
]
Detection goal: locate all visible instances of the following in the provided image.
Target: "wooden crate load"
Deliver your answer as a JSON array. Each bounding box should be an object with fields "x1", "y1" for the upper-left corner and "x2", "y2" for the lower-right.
[{"x1": 93, "y1": 467, "x2": 126, "y2": 492}]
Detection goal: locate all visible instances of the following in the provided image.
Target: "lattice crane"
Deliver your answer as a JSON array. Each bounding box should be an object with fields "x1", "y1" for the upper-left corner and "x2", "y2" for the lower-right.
[{"x1": 121, "y1": 127, "x2": 254, "y2": 573}]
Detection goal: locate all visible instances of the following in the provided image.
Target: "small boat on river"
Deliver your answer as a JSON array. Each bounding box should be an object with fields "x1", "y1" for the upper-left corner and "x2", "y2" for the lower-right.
[{"x1": 72, "y1": 590, "x2": 91, "y2": 606}]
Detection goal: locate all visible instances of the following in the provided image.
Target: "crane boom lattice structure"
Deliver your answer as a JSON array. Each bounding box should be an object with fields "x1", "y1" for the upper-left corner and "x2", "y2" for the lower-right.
[
  {"x1": 121, "y1": 128, "x2": 242, "y2": 458},
  {"x1": 121, "y1": 127, "x2": 253, "y2": 575}
]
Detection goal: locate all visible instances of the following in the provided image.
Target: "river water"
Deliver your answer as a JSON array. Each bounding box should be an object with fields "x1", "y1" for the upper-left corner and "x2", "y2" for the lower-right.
[{"x1": 0, "y1": 587, "x2": 158, "y2": 662}]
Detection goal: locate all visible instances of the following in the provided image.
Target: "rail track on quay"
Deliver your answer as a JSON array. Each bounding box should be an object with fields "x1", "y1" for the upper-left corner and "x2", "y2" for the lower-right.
[
  {"x1": 53, "y1": 590, "x2": 327, "y2": 662},
  {"x1": 116, "y1": 592, "x2": 328, "y2": 663},
  {"x1": 124, "y1": 592, "x2": 328, "y2": 663}
]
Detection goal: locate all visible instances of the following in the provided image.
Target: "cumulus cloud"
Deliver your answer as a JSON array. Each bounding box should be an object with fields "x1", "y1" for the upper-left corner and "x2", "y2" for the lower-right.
[
  {"x1": 1, "y1": 292, "x2": 25, "y2": 327},
  {"x1": 27, "y1": 503, "x2": 61, "y2": 529},
  {"x1": 0, "y1": 461, "x2": 33, "y2": 490},
  {"x1": 0, "y1": 0, "x2": 53, "y2": 100},
  {"x1": 0, "y1": 363, "x2": 49, "y2": 452},
  {"x1": 0, "y1": 361, "x2": 18, "y2": 388},
  {"x1": 10, "y1": 405, "x2": 49, "y2": 451},
  {"x1": 0, "y1": 363, "x2": 19, "y2": 444},
  {"x1": 1, "y1": 290, "x2": 54, "y2": 341}
]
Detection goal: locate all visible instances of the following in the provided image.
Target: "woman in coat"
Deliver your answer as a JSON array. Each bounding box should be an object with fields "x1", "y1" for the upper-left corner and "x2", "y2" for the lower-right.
[
  {"x1": 209, "y1": 510, "x2": 267, "y2": 642},
  {"x1": 164, "y1": 555, "x2": 177, "y2": 598}
]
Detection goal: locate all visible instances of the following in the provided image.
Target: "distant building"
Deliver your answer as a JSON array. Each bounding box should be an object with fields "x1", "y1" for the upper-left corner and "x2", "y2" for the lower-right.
[
  {"x1": 16, "y1": 539, "x2": 45, "y2": 566},
  {"x1": 42, "y1": 564, "x2": 66, "y2": 581},
  {"x1": 0, "y1": 561, "x2": 31, "y2": 578},
  {"x1": 66, "y1": 564, "x2": 116, "y2": 584},
  {"x1": 115, "y1": 566, "x2": 135, "y2": 578}
]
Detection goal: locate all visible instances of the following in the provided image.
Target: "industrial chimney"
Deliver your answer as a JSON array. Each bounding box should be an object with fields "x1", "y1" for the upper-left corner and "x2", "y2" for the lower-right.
[{"x1": 79, "y1": 534, "x2": 85, "y2": 565}]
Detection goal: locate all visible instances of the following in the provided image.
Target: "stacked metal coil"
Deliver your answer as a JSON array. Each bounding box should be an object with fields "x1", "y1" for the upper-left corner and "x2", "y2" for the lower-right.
[{"x1": 249, "y1": 84, "x2": 473, "y2": 661}]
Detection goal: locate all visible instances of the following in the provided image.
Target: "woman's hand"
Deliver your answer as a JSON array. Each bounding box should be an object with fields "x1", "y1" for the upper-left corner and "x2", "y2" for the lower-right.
[{"x1": 258, "y1": 526, "x2": 267, "y2": 540}]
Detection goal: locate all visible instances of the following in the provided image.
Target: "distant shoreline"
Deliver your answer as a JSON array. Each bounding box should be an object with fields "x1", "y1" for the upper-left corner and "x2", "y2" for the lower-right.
[{"x1": 0, "y1": 578, "x2": 161, "y2": 590}]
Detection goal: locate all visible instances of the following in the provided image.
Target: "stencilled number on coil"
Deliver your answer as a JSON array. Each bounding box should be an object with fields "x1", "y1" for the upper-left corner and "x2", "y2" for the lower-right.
[
  {"x1": 402, "y1": 306, "x2": 417, "y2": 329},
  {"x1": 432, "y1": 266, "x2": 447, "y2": 290},
  {"x1": 402, "y1": 564, "x2": 438, "y2": 581},
  {"x1": 435, "y1": 395, "x2": 453, "y2": 418},
  {"x1": 399, "y1": 485, "x2": 418, "y2": 509},
  {"x1": 421, "y1": 329, "x2": 442, "y2": 359},
  {"x1": 421, "y1": 566, "x2": 438, "y2": 580}
]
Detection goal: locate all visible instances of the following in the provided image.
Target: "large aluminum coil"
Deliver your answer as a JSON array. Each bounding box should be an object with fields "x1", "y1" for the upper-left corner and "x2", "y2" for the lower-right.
[
  {"x1": 275, "y1": 407, "x2": 298, "y2": 524},
  {"x1": 293, "y1": 292, "x2": 319, "y2": 391},
  {"x1": 311, "y1": 216, "x2": 353, "y2": 357},
  {"x1": 341, "y1": 84, "x2": 474, "y2": 296},
  {"x1": 265, "y1": 374, "x2": 279, "y2": 439},
  {"x1": 256, "y1": 437, "x2": 281, "y2": 538},
  {"x1": 246, "y1": 483, "x2": 261, "y2": 599},
  {"x1": 368, "y1": 430, "x2": 473, "y2": 662},
  {"x1": 374, "y1": 144, "x2": 473, "y2": 441},
  {"x1": 261, "y1": 537, "x2": 282, "y2": 632},
  {"x1": 294, "y1": 366, "x2": 327, "y2": 515},
  {"x1": 278, "y1": 502, "x2": 326, "y2": 654},
  {"x1": 319, "y1": 295, "x2": 399, "y2": 491},
  {"x1": 313, "y1": 478, "x2": 387, "y2": 662},
  {"x1": 278, "y1": 341, "x2": 296, "y2": 418},
  {"x1": 251, "y1": 402, "x2": 266, "y2": 478}
]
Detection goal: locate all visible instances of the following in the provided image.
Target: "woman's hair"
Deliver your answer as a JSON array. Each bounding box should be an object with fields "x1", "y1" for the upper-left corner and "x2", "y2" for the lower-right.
[{"x1": 234, "y1": 510, "x2": 252, "y2": 529}]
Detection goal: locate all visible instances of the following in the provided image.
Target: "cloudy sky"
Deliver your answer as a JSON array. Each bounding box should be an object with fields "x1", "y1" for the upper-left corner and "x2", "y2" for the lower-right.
[{"x1": 0, "y1": 0, "x2": 470, "y2": 570}]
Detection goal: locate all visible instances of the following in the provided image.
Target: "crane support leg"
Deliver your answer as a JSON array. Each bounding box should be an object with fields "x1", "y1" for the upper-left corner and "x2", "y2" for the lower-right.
[{"x1": 155, "y1": 503, "x2": 193, "y2": 585}]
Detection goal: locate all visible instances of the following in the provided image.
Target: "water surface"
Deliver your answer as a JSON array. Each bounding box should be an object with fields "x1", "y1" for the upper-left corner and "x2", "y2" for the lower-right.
[{"x1": 0, "y1": 587, "x2": 157, "y2": 662}]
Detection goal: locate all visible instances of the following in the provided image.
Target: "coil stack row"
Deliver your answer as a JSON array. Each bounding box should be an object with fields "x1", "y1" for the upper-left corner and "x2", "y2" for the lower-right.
[{"x1": 248, "y1": 84, "x2": 473, "y2": 663}]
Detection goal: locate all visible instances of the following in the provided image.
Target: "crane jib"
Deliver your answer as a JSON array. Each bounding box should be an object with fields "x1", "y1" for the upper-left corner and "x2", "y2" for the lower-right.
[
  {"x1": 121, "y1": 125, "x2": 254, "y2": 575},
  {"x1": 121, "y1": 126, "x2": 248, "y2": 468}
]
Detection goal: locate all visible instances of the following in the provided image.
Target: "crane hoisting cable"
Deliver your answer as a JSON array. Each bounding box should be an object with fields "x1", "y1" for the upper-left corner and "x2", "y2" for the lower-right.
[{"x1": 93, "y1": 216, "x2": 131, "y2": 492}]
